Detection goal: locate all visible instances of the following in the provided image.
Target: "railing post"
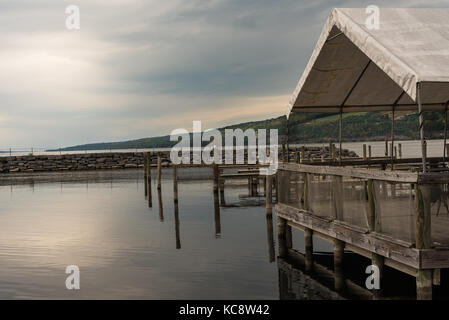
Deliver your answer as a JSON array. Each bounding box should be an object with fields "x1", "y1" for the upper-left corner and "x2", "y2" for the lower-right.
[
  {"x1": 332, "y1": 175, "x2": 343, "y2": 219},
  {"x1": 367, "y1": 178, "x2": 384, "y2": 298},
  {"x1": 303, "y1": 173, "x2": 309, "y2": 211},
  {"x1": 367, "y1": 179, "x2": 376, "y2": 232},
  {"x1": 414, "y1": 183, "x2": 432, "y2": 300}
]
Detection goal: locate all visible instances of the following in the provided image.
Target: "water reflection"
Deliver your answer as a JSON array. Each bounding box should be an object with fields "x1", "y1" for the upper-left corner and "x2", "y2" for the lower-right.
[{"x1": 213, "y1": 190, "x2": 221, "y2": 238}]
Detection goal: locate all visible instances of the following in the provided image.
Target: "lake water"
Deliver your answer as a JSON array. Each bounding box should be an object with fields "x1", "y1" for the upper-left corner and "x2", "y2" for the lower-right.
[
  {"x1": 0, "y1": 139, "x2": 443, "y2": 299},
  {"x1": 0, "y1": 169, "x2": 294, "y2": 299}
]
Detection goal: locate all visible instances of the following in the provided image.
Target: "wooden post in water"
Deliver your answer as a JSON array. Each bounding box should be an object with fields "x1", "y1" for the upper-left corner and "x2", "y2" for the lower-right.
[
  {"x1": 213, "y1": 164, "x2": 219, "y2": 194},
  {"x1": 219, "y1": 169, "x2": 225, "y2": 205},
  {"x1": 266, "y1": 175, "x2": 272, "y2": 215},
  {"x1": 212, "y1": 163, "x2": 221, "y2": 237},
  {"x1": 363, "y1": 144, "x2": 367, "y2": 160},
  {"x1": 414, "y1": 183, "x2": 432, "y2": 300},
  {"x1": 157, "y1": 153, "x2": 162, "y2": 191},
  {"x1": 368, "y1": 145, "x2": 372, "y2": 159},
  {"x1": 399, "y1": 143, "x2": 402, "y2": 158},
  {"x1": 157, "y1": 188, "x2": 164, "y2": 222},
  {"x1": 174, "y1": 199, "x2": 181, "y2": 249},
  {"x1": 277, "y1": 217, "x2": 287, "y2": 258},
  {"x1": 266, "y1": 211, "x2": 275, "y2": 263},
  {"x1": 333, "y1": 239, "x2": 345, "y2": 292},
  {"x1": 173, "y1": 165, "x2": 180, "y2": 249},
  {"x1": 385, "y1": 138, "x2": 388, "y2": 157},
  {"x1": 213, "y1": 187, "x2": 221, "y2": 238},
  {"x1": 144, "y1": 153, "x2": 148, "y2": 197},
  {"x1": 305, "y1": 228, "x2": 313, "y2": 273},
  {"x1": 173, "y1": 165, "x2": 178, "y2": 204},
  {"x1": 147, "y1": 152, "x2": 152, "y2": 207}
]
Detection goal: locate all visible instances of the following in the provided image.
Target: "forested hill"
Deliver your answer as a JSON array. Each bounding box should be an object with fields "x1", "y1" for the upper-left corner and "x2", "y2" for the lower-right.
[{"x1": 50, "y1": 111, "x2": 447, "y2": 151}]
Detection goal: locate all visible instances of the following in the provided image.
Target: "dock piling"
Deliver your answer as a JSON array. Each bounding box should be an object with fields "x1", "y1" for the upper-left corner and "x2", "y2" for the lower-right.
[
  {"x1": 333, "y1": 239, "x2": 345, "y2": 292},
  {"x1": 147, "y1": 152, "x2": 152, "y2": 207},
  {"x1": 414, "y1": 184, "x2": 432, "y2": 300},
  {"x1": 266, "y1": 175, "x2": 272, "y2": 215},
  {"x1": 173, "y1": 165, "x2": 178, "y2": 204},
  {"x1": 278, "y1": 217, "x2": 287, "y2": 258},
  {"x1": 305, "y1": 228, "x2": 313, "y2": 273},
  {"x1": 157, "y1": 153, "x2": 162, "y2": 191},
  {"x1": 371, "y1": 253, "x2": 384, "y2": 299},
  {"x1": 144, "y1": 153, "x2": 148, "y2": 197}
]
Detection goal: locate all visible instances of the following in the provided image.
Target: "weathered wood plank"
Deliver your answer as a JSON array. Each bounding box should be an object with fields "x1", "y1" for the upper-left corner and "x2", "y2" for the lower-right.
[
  {"x1": 279, "y1": 163, "x2": 418, "y2": 183},
  {"x1": 276, "y1": 203, "x2": 420, "y2": 269}
]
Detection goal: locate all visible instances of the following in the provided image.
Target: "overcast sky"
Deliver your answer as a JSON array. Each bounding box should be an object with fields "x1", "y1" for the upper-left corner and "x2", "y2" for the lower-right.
[{"x1": 1, "y1": 0, "x2": 447, "y2": 149}]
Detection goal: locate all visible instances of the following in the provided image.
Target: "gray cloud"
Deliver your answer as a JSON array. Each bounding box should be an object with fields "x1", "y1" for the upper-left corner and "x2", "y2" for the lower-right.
[{"x1": 0, "y1": 0, "x2": 447, "y2": 148}]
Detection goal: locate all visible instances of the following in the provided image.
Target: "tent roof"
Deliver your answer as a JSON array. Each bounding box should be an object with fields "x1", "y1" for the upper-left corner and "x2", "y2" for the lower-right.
[{"x1": 287, "y1": 8, "x2": 449, "y2": 115}]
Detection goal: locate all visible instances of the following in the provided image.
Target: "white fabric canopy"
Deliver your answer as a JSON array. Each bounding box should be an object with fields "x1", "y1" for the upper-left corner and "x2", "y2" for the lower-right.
[{"x1": 287, "y1": 8, "x2": 449, "y2": 115}]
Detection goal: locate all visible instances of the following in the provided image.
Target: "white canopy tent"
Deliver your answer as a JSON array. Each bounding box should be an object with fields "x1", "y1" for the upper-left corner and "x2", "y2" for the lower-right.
[
  {"x1": 286, "y1": 8, "x2": 449, "y2": 171},
  {"x1": 287, "y1": 8, "x2": 449, "y2": 114}
]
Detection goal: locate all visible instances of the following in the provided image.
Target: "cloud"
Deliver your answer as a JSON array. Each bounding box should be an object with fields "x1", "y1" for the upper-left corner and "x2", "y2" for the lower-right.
[{"x1": 0, "y1": 0, "x2": 447, "y2": 148}]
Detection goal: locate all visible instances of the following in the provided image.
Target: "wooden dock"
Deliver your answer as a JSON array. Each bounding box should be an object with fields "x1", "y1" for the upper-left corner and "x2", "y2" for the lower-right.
[{"x1": 275, "y1": 158, "x2": 449, "y2": 300}]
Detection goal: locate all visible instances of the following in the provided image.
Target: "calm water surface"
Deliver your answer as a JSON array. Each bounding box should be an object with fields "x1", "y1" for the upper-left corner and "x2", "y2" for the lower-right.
[{"x1": 0, "y1": 169, "x2": 296, "y2": 299}]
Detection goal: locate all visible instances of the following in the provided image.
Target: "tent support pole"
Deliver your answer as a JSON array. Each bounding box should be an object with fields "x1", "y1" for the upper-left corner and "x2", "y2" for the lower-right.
[
  {"x1": 391, "y1": 107, "x2": 395, "y2": 169},
  {"x1": 417, "y1": 82, "x2": 427, "y2": 173},
  {"x1": 339, "y1": 109, "x2": 342, "y2": 165},
  {"x1": 390, "y1": 91, "x2": 404, "y2": 170},
  {"x1": 444, "y1": 101, "x2": 449, "y2": 165},
  {"x1": 285, "y1": 115, "x2": 289, "y2": 163},
  {"x1": 337, "y1": 60, "x2": 371, "y2": 166}
]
